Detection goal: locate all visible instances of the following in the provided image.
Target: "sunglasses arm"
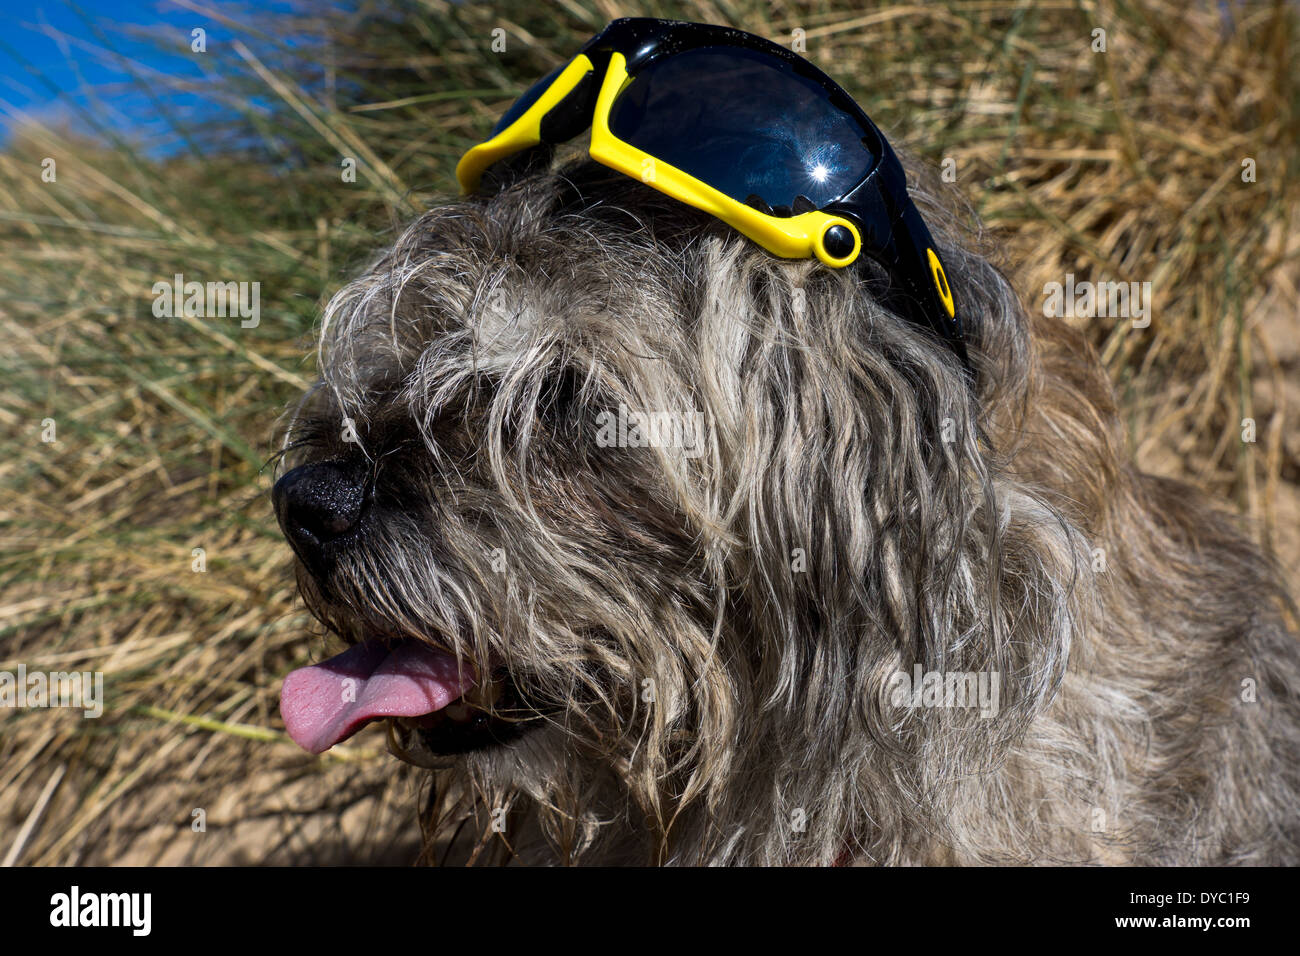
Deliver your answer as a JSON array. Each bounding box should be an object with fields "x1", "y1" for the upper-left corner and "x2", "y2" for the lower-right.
[{"x1": 827, "y1": 156, "x2": 969, "y2": 373}]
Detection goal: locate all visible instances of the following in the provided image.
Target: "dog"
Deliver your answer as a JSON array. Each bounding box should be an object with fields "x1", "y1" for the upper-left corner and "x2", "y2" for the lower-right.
[{"x1": 273, "y1": 157, "x2": 1300, "y2": 865}]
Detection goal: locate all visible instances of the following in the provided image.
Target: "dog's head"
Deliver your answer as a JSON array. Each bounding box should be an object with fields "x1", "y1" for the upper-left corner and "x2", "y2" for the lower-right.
[{"x1": 273, "y1": 159, "x2": 1087, "y2": 863}]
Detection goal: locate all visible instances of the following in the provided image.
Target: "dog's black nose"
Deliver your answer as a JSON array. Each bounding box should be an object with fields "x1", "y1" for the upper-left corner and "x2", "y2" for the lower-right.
[{"x1": 273, "y1": 461, "x2": 368, "y2": 555}]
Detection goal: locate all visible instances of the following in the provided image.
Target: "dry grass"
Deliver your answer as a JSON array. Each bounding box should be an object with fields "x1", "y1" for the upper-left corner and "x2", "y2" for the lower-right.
[{"x1": 1, "y1": 0, "x2": 1296, "y2": 865}]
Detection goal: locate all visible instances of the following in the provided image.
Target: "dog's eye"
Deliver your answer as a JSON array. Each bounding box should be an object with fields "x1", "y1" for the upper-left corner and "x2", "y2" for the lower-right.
[{"x1": 536, "y1": 368, "x2": 583, "y2": 432}]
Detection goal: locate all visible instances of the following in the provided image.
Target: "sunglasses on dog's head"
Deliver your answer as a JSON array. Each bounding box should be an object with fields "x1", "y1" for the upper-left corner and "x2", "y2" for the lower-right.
[{"x1": 457, "y1": 17, "x2": 970, "y2": 374}]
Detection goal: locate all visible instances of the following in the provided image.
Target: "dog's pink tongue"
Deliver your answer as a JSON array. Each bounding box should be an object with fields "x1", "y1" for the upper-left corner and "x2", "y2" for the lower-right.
[{"x1": 280, "y1": 641, "x2": 475, "y2": 754}]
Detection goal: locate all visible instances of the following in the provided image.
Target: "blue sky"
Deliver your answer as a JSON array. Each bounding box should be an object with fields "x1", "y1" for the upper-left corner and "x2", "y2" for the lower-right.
[{"x1": 0, "y1": 1, "x2": 289, "y2": 155}]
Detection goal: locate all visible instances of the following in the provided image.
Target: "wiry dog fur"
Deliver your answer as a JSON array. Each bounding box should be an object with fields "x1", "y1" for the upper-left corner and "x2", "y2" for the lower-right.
[{"x1": 277, "y1": 156, "x2": 1300, "y2": 865}]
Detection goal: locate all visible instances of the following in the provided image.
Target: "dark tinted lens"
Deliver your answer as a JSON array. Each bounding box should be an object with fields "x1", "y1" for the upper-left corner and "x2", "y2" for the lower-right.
[
  {"x1": 492, "y1": 65, "x2": 565, "y2": 136},
  {"x1": 607, "y1": 48, "x2": 876, "y2": 210}
]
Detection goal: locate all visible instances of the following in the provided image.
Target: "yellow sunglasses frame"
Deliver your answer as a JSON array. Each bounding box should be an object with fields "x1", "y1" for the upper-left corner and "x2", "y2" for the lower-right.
[{"x1": 456, "y1": 52, "x2": 863, "y2": 269}]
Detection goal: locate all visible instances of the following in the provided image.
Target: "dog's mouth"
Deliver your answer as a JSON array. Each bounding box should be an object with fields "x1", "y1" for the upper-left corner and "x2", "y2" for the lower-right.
[{"x1": 279, "y1": 639, "x2": 529, "y2": 756}]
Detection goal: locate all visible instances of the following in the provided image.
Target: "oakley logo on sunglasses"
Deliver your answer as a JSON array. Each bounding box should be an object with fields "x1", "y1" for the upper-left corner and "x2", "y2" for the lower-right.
[{"x1": 457, "y1": 18, "x2": 970, "y2": 375}]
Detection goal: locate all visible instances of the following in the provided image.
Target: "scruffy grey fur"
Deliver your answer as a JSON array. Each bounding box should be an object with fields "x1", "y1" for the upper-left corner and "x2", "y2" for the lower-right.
[{"x1": 277, "y1": 157, "x2": 1300, "y2": 865}]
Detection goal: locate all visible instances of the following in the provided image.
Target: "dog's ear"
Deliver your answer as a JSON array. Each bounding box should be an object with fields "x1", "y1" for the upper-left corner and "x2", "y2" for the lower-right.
[{"x1": 691, "y1": 244, "x2": 1084, "y2": 764}]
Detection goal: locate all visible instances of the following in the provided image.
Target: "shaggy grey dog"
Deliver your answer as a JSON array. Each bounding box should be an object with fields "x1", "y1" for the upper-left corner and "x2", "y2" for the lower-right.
[{"x1": 274, "y1": 157, "x2": 1300, "y2": 865}]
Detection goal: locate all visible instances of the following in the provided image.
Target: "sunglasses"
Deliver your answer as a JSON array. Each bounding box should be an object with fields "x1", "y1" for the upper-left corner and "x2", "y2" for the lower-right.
[{"x1": 457, "y1": 17, "x2": 969, "y2": 372}]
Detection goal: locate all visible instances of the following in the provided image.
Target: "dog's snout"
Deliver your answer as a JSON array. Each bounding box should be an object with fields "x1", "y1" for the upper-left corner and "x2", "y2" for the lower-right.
[{"x1": 273, "y1": 460, "x2": 367, "y2": 554}]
